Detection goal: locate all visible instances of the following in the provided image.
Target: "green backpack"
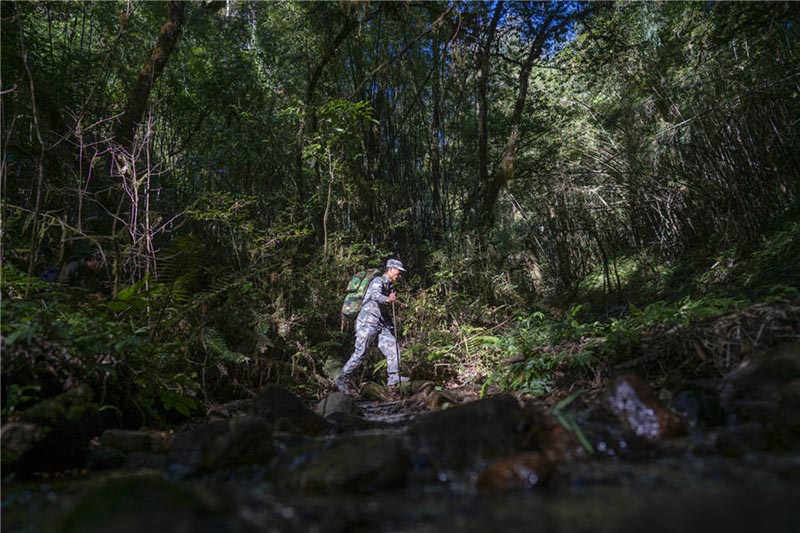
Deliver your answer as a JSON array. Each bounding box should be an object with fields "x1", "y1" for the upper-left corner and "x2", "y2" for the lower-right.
[{"x1": 341, "y1": 269, "x2": 382, "y2": 320}]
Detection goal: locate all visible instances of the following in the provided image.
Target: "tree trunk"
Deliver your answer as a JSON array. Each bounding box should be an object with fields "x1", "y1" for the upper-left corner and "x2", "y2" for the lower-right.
[
  {"x1": 476, "y1": 3, "x2": 504, "y2": 189},
  {"x1": 114, "y1": 1, "x2": 185, "y2": 147}
]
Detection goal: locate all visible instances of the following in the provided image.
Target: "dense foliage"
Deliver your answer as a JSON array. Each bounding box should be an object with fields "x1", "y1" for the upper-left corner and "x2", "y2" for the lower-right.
[{"x1": 2, "y1": 1, "x2": 797, "y2": 426}]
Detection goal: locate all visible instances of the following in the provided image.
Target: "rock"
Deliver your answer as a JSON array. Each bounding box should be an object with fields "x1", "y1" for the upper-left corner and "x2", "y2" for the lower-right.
[
  {"x1": 250, "y1": 384, "x2": 330, "y2": 436},
  {"x1": 100, "y1": 429, "x2": 154, "y2": 454},
  {"x1": 168, "y1": 420, "x2": 231, "y2": 472},
  {"x1": 726, "y1": 342, "x2": 800, "y2": 387},
  {"x1": 6, "y1": 384, "x2": 101, "y2": 472},
  {"x1": 294, "y1": 434, "x2": 410, "y2": 493},
  {"x1": 49, "y1": 474, "x2": 238, "y2": 533},
  {"x1": 360, "y1": 381, "x2": 393, "y2": 402},
  {"x1": 0, "y1": 422, "x2": 44, "y2": 466},
  {"x1": 170, "y1": 421, "x2": 231, "y2": 453},
  {"x1": 534, "y1": 416, "x2": 589, "y2": 463},
  {"x1": 722, "y1": 343, "x2": 800, "y2": 424},
  {"x1": 476, "y1": 452, "x2": 552, "y2": 490},
  {"x1": 325, "y1": 412, "x2": 379, "y2": 434},
  {"x1": 207, "y1": 399, "x2": 252, "y2": 420},
  {"x1": 672, "y1": 385, "x2": 725, "y2": 428},
  {"x1": 780, "y1": 379, "x2": 800, "y2": 433},
  {"x1": 715, "y1": 423, "x2": 771, "y2": 457},
  {"x1": 410, "y1": 380, "x2": 437, "y2": 395},
  {"x1": 86, "y1": 446, "x2": 126, "y2": 470},
  {"x1": 315, "y1": 392, "x2": 357, "y2": 418},
  {"x1": 408, "y1": 394, "x2": 527, "y2": 471},
  {"x1": 426, "y1": 390, "x2": 460, "y2": 411},
  {"x1": 202, "y1": 415, "x2": 273, "y2": 470},
  {"x1": 604, "y1": 374, "x2": 686, "y2": 442}
]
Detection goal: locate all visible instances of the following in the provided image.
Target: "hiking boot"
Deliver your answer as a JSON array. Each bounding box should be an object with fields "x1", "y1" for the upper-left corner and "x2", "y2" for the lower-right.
[
  {"x1": 334, "y1": 375, "x2": 354, "y2": 395},
  {"x1": 387, "y1": 374, "x2": 410, "y2": 387}
]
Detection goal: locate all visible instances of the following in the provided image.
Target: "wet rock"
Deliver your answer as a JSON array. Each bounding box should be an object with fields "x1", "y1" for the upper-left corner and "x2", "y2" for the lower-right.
[
  {"x1": 779, "y1": 379, "x2": 800, "y2": 436},
  {"x1": 5, "y1": 384, "x2": 101, "y2": 472},
  {"x1": 206, "y1": 399, "x2": 252, "y2": 420},
  {"x1": 100, "y1": 429, "x2": 155, "y2": 454},
  {"x1": 360, "y1": 381, "x2": 393, "y2": 402},
  {"x1": 604, "y1": 374, "x2": 686, "y2": 442},
  {"x1": 715, "y1": 422, "x2": 772, "y2": 457},
  {"x1": 170, "y1": 421, "x2": 231, "y2": 453},
  {"x1": 534, "y1": 416, "x2": 589, "y2": 463},
  {"x1": 325, "y1": 412, "x2": 378, "y2": 434},
  {"x1": 0, "y1": 422, "x2": 44, "y2": 466},
  {"x1": 410, "y1": 380, "x2": 437, "y2": 395},
  {"x1": 125, "y1": 451, "x2": 170, "y2": 471},
  {"x1": 293, "y1": 434, "x2": 410, "y2": 493},
  {"x1": 723, "y1": 343, "x2": 800, "y2": 425},
  {"x1": 250, "y1": 384, "x2": 329, "y2": 436},
  {"x1": 86, "y1": 445, "x2": 126, "y2": 470},
  {"x1": 168, "y1": 420, "x2": 231, "y2": 472},
  {"x1": 672, "y1": 385, "x2": 726, "y2": 428},
  {"x1": 408, "y1": 394, "x2": 527, "y2": 471},
  {"x1": 48, "y1": 474, "x2": 239, "y2": 533},
  {"x1": 315, "y1": 392, "x2": 358, "y2": 418},
  {"x1": 201, "y1": 415, "x2": 273, "y2": 470},
  {"x1": 427, "y1": 390, "x2": 460, "y2": 411},
  {"x1": 476, "y1": 452, "x2": 552, "y2": 490},
  {"x1": 726, "y1": 342, "x2": 800, "y2": 387}
]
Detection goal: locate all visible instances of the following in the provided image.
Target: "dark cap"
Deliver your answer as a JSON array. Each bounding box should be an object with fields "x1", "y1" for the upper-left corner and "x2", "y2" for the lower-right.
[{"x1": 386, "y1": 259, "x2": 406, "y2": 272}]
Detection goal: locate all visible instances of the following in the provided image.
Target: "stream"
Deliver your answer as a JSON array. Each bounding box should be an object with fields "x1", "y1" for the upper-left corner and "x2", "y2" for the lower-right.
[{"x1": 4, "y1": 345, "x2": 800, "y2": 533}]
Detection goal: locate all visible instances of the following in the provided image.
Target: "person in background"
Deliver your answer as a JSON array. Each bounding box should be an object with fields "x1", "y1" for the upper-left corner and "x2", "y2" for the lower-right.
[{"x1": 57, "y1": 250, "x2": 105, "y2": 292}]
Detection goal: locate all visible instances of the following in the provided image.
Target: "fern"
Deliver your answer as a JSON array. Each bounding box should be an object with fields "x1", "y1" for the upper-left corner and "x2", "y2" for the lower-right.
[{"x1": 203, "y1": 327, "x2": 250, "y2": 364}]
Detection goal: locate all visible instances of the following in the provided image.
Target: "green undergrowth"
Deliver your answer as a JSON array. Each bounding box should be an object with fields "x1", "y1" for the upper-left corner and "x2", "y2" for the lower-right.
[
  {"x1": 1, "y1": 267, "x2": 202, "y2": 426},
  {"x1": 401, "y1": 214, "x2": 799, "y2": 397}
]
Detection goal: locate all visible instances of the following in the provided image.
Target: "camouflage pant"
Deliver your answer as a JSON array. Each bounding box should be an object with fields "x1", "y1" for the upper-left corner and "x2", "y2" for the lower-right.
[{"x1": 340, "y1": 320, "x2": 399, "y2": 382}]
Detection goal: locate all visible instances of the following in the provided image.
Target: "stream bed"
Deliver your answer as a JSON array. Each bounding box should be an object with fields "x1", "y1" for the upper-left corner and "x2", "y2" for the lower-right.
[{"x1": 4, "y1": 353, "x2": 800, "y2": 533}]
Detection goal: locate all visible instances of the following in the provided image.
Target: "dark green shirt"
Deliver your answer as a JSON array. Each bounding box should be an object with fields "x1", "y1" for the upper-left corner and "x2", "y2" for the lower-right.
[{"x1": 57, "y1": 259, "x2": 101, "y2": 291}]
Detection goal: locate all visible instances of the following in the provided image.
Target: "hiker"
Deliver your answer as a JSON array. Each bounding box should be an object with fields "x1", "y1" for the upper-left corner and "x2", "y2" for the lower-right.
[
  {"x1": 57, "y1": 250, "x2": 105, "y2": 292},
  {"x1": 335, "y1": 258, "x2": 410, "y2": 394}
]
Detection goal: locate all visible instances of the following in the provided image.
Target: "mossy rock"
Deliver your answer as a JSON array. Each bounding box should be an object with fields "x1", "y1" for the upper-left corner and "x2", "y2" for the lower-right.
[
  {"x1": 6, "y1": 384, "x2": 101, "y2": 473},
  {"x1": 295, "y1": 434, "x2": 410, "y2": 493}
]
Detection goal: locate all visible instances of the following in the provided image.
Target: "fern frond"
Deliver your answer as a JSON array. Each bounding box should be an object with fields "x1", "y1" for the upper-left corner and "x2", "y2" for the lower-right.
[{"x1": 203, "y1": 327, "x2": 250, "y2": 364}]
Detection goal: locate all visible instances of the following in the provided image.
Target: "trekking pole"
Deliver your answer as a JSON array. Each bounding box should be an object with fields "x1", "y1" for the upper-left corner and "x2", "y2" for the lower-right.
[{"x1": 391, "y1": 300, "x2": 404, "y2": 401}]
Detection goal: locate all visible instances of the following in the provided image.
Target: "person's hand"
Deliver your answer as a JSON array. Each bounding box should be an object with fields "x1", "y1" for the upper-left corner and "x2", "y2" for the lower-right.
[{"x1": 387, "y1": 291, "x2": 397, "y2": 303}]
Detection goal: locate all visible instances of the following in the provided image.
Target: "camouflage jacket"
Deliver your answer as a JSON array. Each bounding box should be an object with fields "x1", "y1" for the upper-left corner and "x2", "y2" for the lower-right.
[{"x1": 357, "y1": 274, "x2": 395, "y2": 328}]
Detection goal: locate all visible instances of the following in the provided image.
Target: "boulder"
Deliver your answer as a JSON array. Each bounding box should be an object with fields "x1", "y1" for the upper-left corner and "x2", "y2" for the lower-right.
[
  {"x1": 725, "y1": 342, "x2": 800, "y2": 388},
  {"x1": 0, "y1": 422, "x2": 44, "y2": 466},
  {"x1": 5, "y1": 384, "x2": 101, "y2": 472},
  {"x1": 359, "y1": 381, "x2": 393, "y2": 402},
  {"x1": 476, "y1": 452, "x2": 552, "y2": 490},
  {"x1": 293, "y1": 434, "x2": 410, "y2": 493},
  {"x1": 672, "y1": 385, "x2": 726, "y2": 428},
  {"x1": 426, "y1": 390, "x2": 460, "y2": 411},
  {"x1": 167, "y1": 420, "x2": 231, "y2": 472},
  {"x1": 408, "y1": 394, "x2": 527, "y2": 471},
  {"x1": 250, "y1": 384, "x2": 329, "y2": 436},
  {"x1": 86, "y1": 446, "x2": 126, "y2": 470},
  {"x1": 604, "y1": 374, "x2": 686, "y2": 442},
  {"x1": 533, "y1": 415, "x2": 589, "y2": 463},
  {"x1": 201, "y1": 415, "x2": 273, "y2": 470},
  {"x1": 325, "y1": 412, "x2": 379, "y2": 434},
  {"x1": 315, "y1": 392, "x2": 358, "y2": 418},
  {"x1": 723, "y1": 343, "x2": 800, "y2": 425},
  {"x1": 100, "y1": 429, "x2": 155, "y2": 454}
]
